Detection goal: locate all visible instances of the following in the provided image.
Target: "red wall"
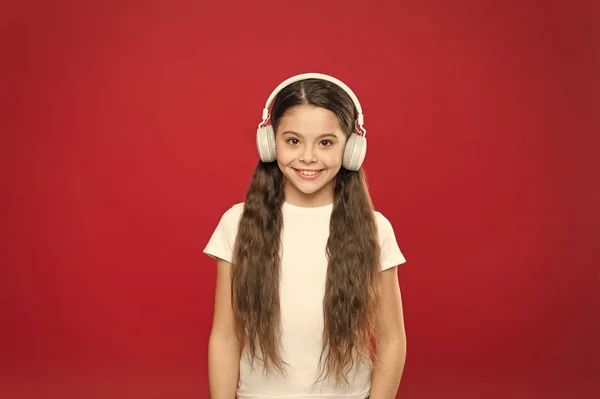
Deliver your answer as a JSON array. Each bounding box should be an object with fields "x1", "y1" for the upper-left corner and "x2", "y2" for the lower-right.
[{"x1": 1, "y1": 0, "x2": 598, "y2": 398}]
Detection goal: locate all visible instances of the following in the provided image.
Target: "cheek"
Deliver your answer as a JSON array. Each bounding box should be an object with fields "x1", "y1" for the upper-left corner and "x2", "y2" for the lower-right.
[
  {"x1": 325, "y1": 147, "x2": 345, "y2": 165},
  {"x1": 275, "y1": 141, "x2": 287, "y2": 155},
  {"x1": 275, "y1": 142, "x2": 294, "y2": 164}
]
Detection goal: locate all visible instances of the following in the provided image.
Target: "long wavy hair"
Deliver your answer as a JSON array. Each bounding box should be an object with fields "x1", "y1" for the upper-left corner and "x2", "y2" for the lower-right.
[{"x1": 231, "y1": 78, "x2": 381, "y2": 385}]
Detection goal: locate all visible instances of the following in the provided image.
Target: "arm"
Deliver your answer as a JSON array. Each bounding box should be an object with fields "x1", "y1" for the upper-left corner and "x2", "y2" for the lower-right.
[
  {"x1": 208, "y1": 258, "x2": 241, "y2": 399},
  {"x1": 369, "y1": 266, "x2": 407, "y2": 399}
]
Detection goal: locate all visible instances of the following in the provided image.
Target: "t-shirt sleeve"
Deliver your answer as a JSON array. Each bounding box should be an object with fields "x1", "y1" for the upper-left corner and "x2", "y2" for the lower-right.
[
  {"x1": 203, "y1": 203, "x2": 243, "y2": 263},
  {"x1": 376, "y1": 212, "x2": 407, "y2": 271}
]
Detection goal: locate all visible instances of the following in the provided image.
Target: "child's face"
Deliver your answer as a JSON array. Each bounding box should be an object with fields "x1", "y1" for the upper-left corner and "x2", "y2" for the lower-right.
[{"x1": 275, "y1": 104, "x2": 347, "y2": 205}]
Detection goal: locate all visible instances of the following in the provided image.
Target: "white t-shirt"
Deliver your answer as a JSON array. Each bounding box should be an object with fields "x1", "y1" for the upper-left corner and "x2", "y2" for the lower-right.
[{"x1": 203, "y1": 201, "x2": 406, "y2": 399}]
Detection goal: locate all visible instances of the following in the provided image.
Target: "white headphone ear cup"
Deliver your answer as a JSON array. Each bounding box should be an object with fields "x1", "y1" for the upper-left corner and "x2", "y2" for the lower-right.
[
  {"x1": 342, "y1": 133, "x2": 367, "y2": 171},
  {"x1": 256, "y1": 125, "x2": 277, "y2": 162}
]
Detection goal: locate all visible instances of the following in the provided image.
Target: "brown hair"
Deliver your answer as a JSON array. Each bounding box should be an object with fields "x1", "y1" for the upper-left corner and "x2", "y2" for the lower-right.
[{"x1": 231, "y1": 78, "x2": 381, "y2": 385}]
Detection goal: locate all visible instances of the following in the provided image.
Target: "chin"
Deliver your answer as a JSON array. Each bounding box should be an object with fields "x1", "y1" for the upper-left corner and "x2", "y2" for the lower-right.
[
  {"x1": 295, "y1": 186, "x2": 325, "y2": 195},
  {"x1": 289, "y1": 176, "x2": 333, "y2": 194}
]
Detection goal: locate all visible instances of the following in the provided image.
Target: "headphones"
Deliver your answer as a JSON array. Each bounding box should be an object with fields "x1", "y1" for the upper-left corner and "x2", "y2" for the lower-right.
[{"x1": 256, "y1": 73, "x2": 367, "y2": 171}]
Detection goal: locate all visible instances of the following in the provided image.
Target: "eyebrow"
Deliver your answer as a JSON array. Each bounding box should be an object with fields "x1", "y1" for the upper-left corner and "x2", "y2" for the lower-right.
[{"x1": 282, "y1": 131, "x2": 339, "y2": 139}]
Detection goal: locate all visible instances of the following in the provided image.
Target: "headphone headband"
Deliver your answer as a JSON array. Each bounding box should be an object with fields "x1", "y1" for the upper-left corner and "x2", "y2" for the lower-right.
[{"x1": 259, "y1": 72, "x2": 366, "y2": 136}]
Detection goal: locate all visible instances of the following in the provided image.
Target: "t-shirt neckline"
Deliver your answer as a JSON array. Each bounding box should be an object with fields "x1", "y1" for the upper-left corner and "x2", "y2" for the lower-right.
[{"x1": 282, "y1": 201, "x2": 334, "y2": 214}]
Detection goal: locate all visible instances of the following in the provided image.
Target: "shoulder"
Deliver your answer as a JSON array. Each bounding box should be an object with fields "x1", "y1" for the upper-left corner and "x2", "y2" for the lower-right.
[
  {"x1": 373, "y1": 210, "x2": 396, "y2": 235},
  {"x1": 223, "y1": 201, "x2": 245, "y2": 218},
  {"x1": 373, "y1": 209, "x2": 407, "y2": 268},
  {"x1": 218, "y1": 202, "x2": 245, "y2": 223},
  {"x1": 211, "y1": 202, "x2": 245, "y2": 235},
  {"x1": 204, "y1": 202, "x2": 246, "y2": 262}
]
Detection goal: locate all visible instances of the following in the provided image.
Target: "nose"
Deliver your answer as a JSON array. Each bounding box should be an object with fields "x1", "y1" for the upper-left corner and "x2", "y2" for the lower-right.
[{"x1": 299, "y1": 145, "x2": 317, "y2": 163}]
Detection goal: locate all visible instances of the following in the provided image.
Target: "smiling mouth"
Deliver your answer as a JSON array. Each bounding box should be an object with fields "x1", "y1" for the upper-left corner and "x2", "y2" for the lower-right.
[{"x1": 293, "y1": 168, "x2": 324, "y2": 179}]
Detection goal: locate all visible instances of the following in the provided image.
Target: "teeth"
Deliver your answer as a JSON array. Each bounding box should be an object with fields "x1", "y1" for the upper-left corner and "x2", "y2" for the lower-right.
[{"x1": 299, "y1": 170, "x2": 319, "y2": 176}]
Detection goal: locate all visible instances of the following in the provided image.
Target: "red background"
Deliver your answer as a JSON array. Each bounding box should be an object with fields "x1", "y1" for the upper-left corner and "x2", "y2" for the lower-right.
[{"x1": 1, "y1": 0, "x2": 598, "y2": 398}]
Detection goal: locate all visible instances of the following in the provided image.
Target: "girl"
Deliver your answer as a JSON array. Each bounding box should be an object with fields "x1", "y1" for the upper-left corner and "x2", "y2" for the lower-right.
[{"x1": 204, "y1": 73, "x2": 407, "y2": 399}]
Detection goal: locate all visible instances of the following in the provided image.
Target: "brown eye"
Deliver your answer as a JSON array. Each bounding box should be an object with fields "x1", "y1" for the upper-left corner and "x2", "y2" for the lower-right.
[
  {"x1": 320, "y1": 140, "x2": 332, "y2": 147},
  {"x1": 287, "y1": 138, "x2": 299, "y2": 145}
]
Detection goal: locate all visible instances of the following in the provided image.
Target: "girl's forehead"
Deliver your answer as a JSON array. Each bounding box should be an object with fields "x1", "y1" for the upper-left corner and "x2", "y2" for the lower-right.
[{"x1": 279, "y1": 106, "x2": 344, "y2": 137}]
